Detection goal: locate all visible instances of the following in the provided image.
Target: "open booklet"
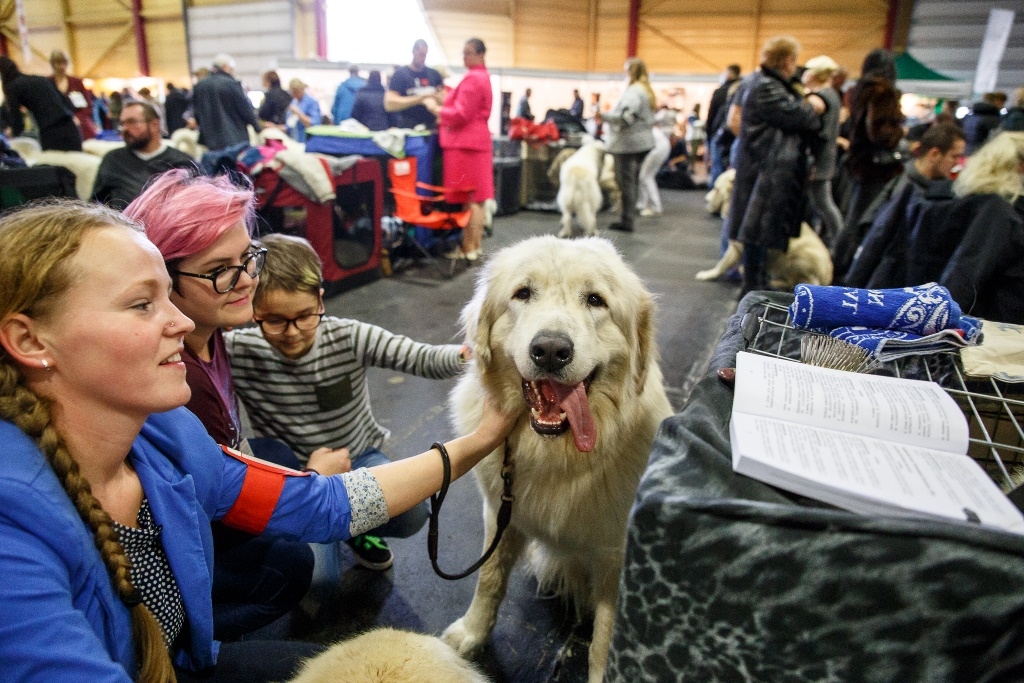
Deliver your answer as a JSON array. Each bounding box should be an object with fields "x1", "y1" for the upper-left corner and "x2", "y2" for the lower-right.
[{"x1": 730, "y1": 351, "x2": 1024, "y2": 534}]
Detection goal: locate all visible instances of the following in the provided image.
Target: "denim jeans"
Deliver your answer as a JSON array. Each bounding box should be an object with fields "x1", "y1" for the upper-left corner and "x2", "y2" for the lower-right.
[{"x1": 309, "y1": 446, "x2": 430, "y2": 585}]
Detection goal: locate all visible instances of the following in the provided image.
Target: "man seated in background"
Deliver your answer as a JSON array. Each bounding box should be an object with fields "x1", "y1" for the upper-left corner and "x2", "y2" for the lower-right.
[{"x1": 91, "y1": 100, "x2": 196, "y2": 209}]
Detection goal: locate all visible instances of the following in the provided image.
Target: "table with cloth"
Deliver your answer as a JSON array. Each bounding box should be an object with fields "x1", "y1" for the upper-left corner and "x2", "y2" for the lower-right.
[{"x1": 605, "y1": 291, "x2": 1024, "y2": 683}]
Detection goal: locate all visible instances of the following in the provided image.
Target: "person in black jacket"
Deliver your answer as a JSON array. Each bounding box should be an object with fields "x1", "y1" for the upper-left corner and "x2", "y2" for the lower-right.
[
  {"x1": 963, "y1": 92, "x2": 1007, "y2": 154},
  {"x1": 350, "y1": 71, "x2": 392, "y2": 131},
  {"x1": 1003, "y1": 88, "x2": 1024, "y2": 132},
  {"x1": 725, "y1": 36, "x2": 825, "y2": 296},
  {"x1": 164, "y1": 83, "x2": 190, "y2": 135},
  {"x1": 258, "y1": 70, "x2": 292, "y2": 127},
  {"x1": 832, "y1": 49, "x2": 905, "y2": 280},
  {"x1": 0, "y1": 56, "x2": 82, "y2": 151},
  {"x1": 191, "y1": 53, "x2": 261, "y2": 151}
]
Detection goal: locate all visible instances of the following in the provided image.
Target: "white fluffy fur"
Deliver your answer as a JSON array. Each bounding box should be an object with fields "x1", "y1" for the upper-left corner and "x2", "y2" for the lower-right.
[
  {"x1": 556, "y1": 141, "x2": 605, "y2": 238},
  {"x1": 694, "y1": 222, "x2": 834, "y2": 288},
  {"x1": 705, "y1": 167, "x2": 735, "y2": 218},
  {"x1": 170, "y1": 127, "x2": 207, "y2": 161},
  {"x1": 82, "y1": 139, "x2": 126, "y2": 158},
  {"x1": 443, "y1": 236, "x2": 673, "y2": 683},
  {"x1": 287, "y1": 628, "x2": 489, "y2": 683},
  {"x1": 599, "y1": 153, "x2": 622, "y2": 214},
  {"x1": 9, "y1": 135, "x2": 101, "y2": 201}
]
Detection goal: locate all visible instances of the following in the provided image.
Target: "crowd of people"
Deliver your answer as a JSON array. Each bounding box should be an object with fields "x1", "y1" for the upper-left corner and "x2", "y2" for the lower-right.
[
  {"x1": 689, "y1": 38, "x2": 1024, "y2": 310},
  {"x1": 1, "y1": 30, "x2": 1023, "y2": 681}
]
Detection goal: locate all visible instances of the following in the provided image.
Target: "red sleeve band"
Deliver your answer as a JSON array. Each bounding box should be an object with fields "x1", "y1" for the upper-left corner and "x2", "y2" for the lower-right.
[{"x1": 219, "y1": 445, "x2": 309, "y2": 535}]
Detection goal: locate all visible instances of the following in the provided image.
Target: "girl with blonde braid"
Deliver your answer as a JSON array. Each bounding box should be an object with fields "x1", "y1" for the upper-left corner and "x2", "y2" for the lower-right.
[{"x1": 0, "y1": 200, "x2": 518, "y2": 681}]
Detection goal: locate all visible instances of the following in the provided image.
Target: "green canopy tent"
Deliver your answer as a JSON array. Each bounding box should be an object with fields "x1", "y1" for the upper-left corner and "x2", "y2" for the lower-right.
[{"x1": 894, "y1": 51, "x2": 972, "y2": 98}]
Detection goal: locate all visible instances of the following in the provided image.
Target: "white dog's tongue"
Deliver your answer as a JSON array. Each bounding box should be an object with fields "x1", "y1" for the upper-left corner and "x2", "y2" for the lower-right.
[{"x1": 551, "y1": 381, "x2": 596, "y2": 453}]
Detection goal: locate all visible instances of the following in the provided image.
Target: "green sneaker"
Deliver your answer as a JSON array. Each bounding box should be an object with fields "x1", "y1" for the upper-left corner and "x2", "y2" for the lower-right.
[{"x1": 346, "y1": 533, "x2": 394, "y2": 570}]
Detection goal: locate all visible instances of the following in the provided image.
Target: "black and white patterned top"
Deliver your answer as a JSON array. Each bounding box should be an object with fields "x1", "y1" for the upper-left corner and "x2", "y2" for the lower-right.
[{"x1": 114, "y1": 498, "x2": 185, "y2": 647}]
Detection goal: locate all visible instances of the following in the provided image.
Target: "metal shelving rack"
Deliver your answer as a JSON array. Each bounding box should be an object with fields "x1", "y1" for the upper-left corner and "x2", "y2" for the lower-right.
[{"x1": 741, "y1": 299, "x2": 1024, "y2": 492}]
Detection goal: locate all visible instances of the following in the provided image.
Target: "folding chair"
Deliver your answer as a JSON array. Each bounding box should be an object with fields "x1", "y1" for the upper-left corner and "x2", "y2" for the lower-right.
[{"x1": 387, "y1": 157, "x2": 474, "y2": 277}]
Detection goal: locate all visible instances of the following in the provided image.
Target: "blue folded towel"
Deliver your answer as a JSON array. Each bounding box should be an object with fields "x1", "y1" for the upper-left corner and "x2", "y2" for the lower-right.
[
  {"x1": 790, "y1": 283, "x2": 961, "y2": 335},
  {"x1": 958, "y1": 315, "x2": 983, "y2": 344},
  {"x1": 830, "y1": 326, "x2": 971, "y2": 362}
]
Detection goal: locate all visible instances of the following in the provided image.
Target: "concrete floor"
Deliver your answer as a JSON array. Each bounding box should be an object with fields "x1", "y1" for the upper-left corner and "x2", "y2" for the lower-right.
[{"x1": 271, "y1": 187, "x2": 741, "y2": 682}]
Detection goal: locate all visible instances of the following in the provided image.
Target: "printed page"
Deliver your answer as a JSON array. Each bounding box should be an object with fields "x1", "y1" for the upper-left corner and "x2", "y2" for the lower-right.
[
  {"x1": 731, "y1": 413, "x2": 1024, "y2": 534},
  {"x1": 733, "y1": 352, "x2": 968, "y2": 454}
]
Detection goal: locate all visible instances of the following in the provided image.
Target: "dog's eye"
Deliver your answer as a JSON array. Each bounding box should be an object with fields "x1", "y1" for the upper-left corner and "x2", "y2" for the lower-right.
[
  {"x1": 586, "y1": 293, "x2": 607, "y2": 308},
  {"x1": 513, "y1": 287, "x2": 531, "y2": 301}
]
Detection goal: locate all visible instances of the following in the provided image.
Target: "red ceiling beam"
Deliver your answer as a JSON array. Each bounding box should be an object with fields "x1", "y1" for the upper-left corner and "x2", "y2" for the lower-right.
[
  {"x1": 627, "y1": 0, "x2": 640, "y2": 58},
  {"x1": 883, "y1": 0, "x2": 899, "y2": 50},
  {"x1": 315, "y1": 0, "x2": 328, "y2": 60},
  {"x1": 132, "y1": 0, "x2": 150, "y2": 75}
]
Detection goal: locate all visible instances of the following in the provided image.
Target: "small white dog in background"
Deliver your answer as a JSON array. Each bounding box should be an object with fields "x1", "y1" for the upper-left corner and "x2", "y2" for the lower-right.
[
  {"x1": 287, "y1": 628, "x2": 489, "y2": 683},
  {"x1": 556, "y1": 140, "x2": 606, "y2": 238}
]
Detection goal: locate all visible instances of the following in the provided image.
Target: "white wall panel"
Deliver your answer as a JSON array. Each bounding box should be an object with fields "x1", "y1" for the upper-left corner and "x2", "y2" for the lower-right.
[
  {"x1": 906, "y1": 0, "x2": 1024, "y2": 92},
  {"x1": 186, "y1": 0, "x2": 295, "y2": 89}
]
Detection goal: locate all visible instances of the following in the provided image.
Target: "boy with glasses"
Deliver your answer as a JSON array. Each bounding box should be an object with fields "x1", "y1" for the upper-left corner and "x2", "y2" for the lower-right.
[{"x1": 225, "y1": 233, "x2": 470, "y2": 571}]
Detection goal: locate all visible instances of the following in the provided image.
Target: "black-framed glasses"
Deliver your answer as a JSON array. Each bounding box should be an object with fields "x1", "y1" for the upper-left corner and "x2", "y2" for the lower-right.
[
  {"x1": 254, "y1": 312, "x2": 324, "y2": 335},
  {"x1": 173, "y1": 248, "x2": 267, "y2": 294}
]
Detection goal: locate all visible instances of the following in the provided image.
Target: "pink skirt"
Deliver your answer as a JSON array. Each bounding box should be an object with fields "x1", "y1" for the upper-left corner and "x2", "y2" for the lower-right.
[{"x1": 442, "y1": 148, "x2": 494, "y2": 203}]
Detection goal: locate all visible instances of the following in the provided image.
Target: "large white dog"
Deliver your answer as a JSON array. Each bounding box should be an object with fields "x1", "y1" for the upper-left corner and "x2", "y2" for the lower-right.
[
  {"x1": 443, "y1": 236, "x2": 673, "y2": 683},
  {"x1": 556, "y1": 141, "x2": 606, "y2": 238}
]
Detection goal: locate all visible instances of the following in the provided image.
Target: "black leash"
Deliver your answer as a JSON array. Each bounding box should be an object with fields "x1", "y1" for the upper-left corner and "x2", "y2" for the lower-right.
[{"x1": 428, "y1": 440, "x2": 514, "y2": 580}]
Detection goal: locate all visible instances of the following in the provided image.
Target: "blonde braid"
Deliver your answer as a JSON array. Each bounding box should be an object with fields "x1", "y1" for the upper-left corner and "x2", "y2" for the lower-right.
[{"x1": 0, "y1": 201, "x2": 175, "y2": 682}]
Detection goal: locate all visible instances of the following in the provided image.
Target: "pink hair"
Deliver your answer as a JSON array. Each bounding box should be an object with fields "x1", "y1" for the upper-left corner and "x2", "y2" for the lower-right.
[{"x1": 123, "y1": 168, "x2": 256, "y2": 262}]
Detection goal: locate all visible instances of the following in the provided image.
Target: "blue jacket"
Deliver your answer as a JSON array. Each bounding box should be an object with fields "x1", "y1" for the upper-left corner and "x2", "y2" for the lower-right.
[
  {"x1": 0, "y1": 408, "x2": 355, "y2": 680},
  {"x1": 331, "y1": 76, "x2": 366, "y2": 124},
  {"x1": 288, "y1": 93, "x2": 322, "y2": 143}
]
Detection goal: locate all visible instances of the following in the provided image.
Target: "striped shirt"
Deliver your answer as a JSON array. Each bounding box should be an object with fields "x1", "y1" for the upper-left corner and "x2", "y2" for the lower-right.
[{"x1": 226, "y1": 317, "x2": 463, "y2": 464}]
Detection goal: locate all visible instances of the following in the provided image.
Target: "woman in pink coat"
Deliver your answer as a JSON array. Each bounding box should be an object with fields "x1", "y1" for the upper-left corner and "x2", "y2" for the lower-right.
[{"x1": 430, "y1": 38, "x2": 493, "y2": 261}]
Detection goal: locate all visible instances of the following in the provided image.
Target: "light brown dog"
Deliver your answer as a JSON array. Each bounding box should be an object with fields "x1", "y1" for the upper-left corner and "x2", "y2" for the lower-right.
[{"x1": 288, "y1": 628, "x2": 489, "y2": 683}]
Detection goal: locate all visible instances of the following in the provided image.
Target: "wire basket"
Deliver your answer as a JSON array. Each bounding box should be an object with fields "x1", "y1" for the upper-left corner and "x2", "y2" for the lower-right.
[{"x1": 741, "y1": 299, "x2": 1024, "y2": 492}]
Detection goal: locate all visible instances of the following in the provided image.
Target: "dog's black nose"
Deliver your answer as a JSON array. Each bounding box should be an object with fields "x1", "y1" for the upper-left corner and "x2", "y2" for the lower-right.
[{"x1": 530, "y1": 332, "x2": 574, "y2": 372}]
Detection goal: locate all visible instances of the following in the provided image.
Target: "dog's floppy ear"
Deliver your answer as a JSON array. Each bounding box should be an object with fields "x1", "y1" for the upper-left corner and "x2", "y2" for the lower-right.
[
  {"x1": 634, "y1": 291, "x2": 656, "y2": 395},
  {"x1": 460, "y1": 266, "x2": 498, "y2": 369}
]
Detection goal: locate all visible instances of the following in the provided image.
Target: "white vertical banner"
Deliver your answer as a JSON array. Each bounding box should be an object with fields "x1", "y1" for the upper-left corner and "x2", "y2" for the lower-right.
[
  {"x1": 973, "y1": 8, "x2": 1015, "y2": 95},
  {"x1": 15, "y1": 0, "x2": 30, "y2": 63}
]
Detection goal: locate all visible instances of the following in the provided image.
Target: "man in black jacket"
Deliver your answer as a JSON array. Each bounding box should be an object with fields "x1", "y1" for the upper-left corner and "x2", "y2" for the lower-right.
[
  {"x1": 191, "y1": 53, "x2": 260, "y2": 151},
  {"x1": 725, "y1": 37, "x2": 824, "y2": 296}
]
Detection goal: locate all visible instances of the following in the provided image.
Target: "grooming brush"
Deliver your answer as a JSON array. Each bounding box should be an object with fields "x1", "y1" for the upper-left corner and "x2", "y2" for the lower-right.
[{"x1": 800, "y1": 334, "x2": 879, "y2": 374}]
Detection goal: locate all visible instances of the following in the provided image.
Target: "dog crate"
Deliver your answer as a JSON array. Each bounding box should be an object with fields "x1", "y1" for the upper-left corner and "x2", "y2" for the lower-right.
[{"x1": 254, "y1": 159, "x2": 383, "y2": 296}]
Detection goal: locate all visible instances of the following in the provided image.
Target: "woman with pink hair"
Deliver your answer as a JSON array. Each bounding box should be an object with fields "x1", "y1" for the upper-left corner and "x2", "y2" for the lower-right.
[{"x1": 124, "y1": 170, "x2": 345, "y2": 641}]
